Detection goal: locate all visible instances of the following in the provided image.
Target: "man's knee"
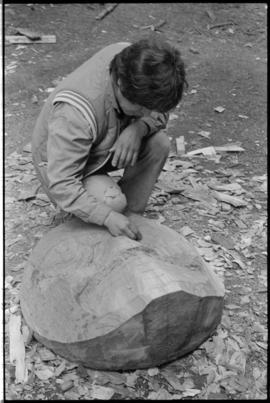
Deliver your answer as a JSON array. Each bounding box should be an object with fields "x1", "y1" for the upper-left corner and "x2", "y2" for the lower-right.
[
  {"x1": 146, "y1": 130, "x2": 170, "y2": 160},
  {"x1": 83, "y1": 174, "x2": 127, "y2": 213}
]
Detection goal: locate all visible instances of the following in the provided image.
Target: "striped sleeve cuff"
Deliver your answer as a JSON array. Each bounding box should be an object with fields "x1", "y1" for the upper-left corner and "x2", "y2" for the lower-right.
[{"x1": 53, "y1": 90, "x2": 98, "y2": 142}]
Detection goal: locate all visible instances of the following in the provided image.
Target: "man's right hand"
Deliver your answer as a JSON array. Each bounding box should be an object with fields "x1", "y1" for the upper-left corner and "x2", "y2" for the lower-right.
[{"x1": 104, "y1": 211, "x2": 142, "y2": 240}]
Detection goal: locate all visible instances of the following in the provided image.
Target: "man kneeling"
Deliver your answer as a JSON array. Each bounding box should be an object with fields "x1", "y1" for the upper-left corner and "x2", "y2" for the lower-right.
[{"x1": 32, "y1": 37, "x2": 187, "y2": 240}]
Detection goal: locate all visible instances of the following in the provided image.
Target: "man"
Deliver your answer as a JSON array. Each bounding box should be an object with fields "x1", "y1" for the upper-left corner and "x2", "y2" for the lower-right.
[{"x1": 32, "y1": 37, "x2": 187, "y2": 240}]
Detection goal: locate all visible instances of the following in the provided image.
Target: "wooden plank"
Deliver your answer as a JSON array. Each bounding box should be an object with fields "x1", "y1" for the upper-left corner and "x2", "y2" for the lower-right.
[
  {"x1": 175, "y1": 136, "x2": 185, "y2": 155},
  {"x1": 5, "y1": 35, "x2": 56, "y2": 44},
  {"x1": 9, "y1": 313, "x2": 27, "y2": 383}
]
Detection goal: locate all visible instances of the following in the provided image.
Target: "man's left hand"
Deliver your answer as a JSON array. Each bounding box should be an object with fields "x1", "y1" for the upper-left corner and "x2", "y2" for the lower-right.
[{"x1": 110, "y1": 121, "x2": 148, "y2": 168}]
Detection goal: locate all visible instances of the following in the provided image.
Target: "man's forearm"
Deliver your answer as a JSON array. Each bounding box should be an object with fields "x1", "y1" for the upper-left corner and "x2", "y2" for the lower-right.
[
  {"x1": 139, "y1": 112, "x2": 169, "y2": 136},
  {"x1": 132, "y1": 119, "x2": 149, "y2": 138}
]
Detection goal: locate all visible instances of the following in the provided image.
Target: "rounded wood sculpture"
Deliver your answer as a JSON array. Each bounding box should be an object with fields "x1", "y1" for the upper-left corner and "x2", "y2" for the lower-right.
[{"x1": 20, "y1": 174, "x2": 225, "y2": 370}]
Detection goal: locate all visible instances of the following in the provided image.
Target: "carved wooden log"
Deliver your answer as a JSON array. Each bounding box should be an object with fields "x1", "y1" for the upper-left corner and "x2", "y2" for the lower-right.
[{"x1": 20, "y1": 214, "x2": 224, "y2": 370}]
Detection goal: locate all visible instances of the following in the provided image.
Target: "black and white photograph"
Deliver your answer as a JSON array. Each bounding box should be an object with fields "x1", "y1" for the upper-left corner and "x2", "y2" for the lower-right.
[{"x1": 3, "y1": 2, "x2": 267, "y2": 400}]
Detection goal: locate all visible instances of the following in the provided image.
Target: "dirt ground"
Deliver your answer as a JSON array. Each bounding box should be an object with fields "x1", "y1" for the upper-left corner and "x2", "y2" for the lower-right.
[{"x1": 4, "y1": 3, "x2": 267, "y2": 400}]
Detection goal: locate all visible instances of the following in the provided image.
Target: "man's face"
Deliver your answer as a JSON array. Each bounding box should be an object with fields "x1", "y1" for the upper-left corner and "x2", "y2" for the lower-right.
[{"x1": 115, "y1": 81, "x2": 152, "y2": 117}]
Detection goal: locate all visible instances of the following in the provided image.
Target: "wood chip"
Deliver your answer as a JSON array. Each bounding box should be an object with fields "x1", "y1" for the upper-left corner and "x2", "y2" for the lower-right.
[
  {"x1": 45, "y1": 87, "x2": 55, "y2": 93},
  {"x1": 251, "y1": 174, "x2": 267, "y2": 182},
  {"x1": 163, "y1": 161, "x2": 176, "y2": 171},
  {"x1": 61, "y1": 372, "x2": 79, "y2": 383},
  {"x1": 90, "y1": 385, "x2": 115, "y2": 400},
  {"x1": 227, "y1": 250, "x2": 246, "y2": 269},
  {"x1": 54, "y1": 361, "x2": 66, "y2": 377},
  {"x1": 186, "y1": 146, "x2": 216, "y2": 156},
  {"x1": 23, "y1": 143, "x2": 32, "y2": 153},
  {"x1": 9, "y1": 314, "x2": 27, "y2": 383},
  {"x1": 155, "y1": 214, "x2": 166, "y2": 224},
  {"x1": 212, "y1": 191, "x2": 247, "y2": 207},
  {"x1": 109, "y1": 169, "x2": 124, "y2": 178},
  {"x1": 60, "y1": 380, "x2": 74, "y2": 392},
  {"x1": 36, "y1": 193, "x2": 51, "y2": 203},
  {"x1": 189, "y1": 47, "x2": 200, "y2": 54},
  {"x1": 215, "y1": 144, "x2": 245, "y2": 152},
  {"x1": 17, "y1": 190, "x2": 36, "y2": 201},
  {"x1": 176, "y1": 136, "x2": 185, "y2": 155},
  {"x1": 205, "y1": 9, "x2": 216, "y2": 21},
  {"x1": 182, "y1": 388, "x2": 201, "y2": 397},
  {"x1": 214, "y1": 106, "x2": 225, "y2": 113},
  {"x1": 208, "y1": 181, "x2": 244, "y2": 193},
  {"x1": 126, "y1": 372, "x2": 138, "y2": 388},
  {"x1": 233, "y1": 217, "x2": 247, "y2": 229},
  {"x1": 148, "y1": 388, "x2": 174, "y2": 400},
  {"x1": 64, "y1": 390, "x2": 80, "y2": 400},
  {"x1": 240, "y1": 295, "x2": 250, "y2": 304},
  {"x1": 198, "y1": 130, "x2": 211, "y2": 138},
  {"x1": 226, "y1": 304, "x2": 240, "y2": 310},
  {"x1": 6, "y1": 35, "x2": 56, "y2": 44},
  {"x1": 255, "y1": 341, "x2": 267, "y2": 350},
  {"x1": 209, "y1": 22, "x2": 235, "y2": 30},
  {"x1": 180, "y1": 226, "x2": 194, "y2": 237},
  {"x1": 15, "y1": 27, "x2": 41, "y2": 40},
  {"x1": 38, "y1": 347, "x2": 56, "y2": 361},
  {"x1": 182, "y1": 186, "x2": 217, "y2": 206},
  {"x1": 35, "y1": 366, "x2": 55, "y2": 380},
  {"x1": 95, "y1": 4, "x2": 118, "y2": 20},
  {"x1": 259, "y1": 181, "x2": 267, "y2": 192},
  {"x1": 140, "y1": 19, "x2": 166, "y2": 31},
  {"x1": 32, "y1": 199, "x2": 50, "y2": 207},
  {"x1": 147, "y1": 367, "x2": 159, "y2": 376},
  {"x1": 98, "y1": 371, "x2": 126, "y2": 385},
  {"x1": 162, "y1": 369, "x2": 185, "y2": 391},
  {"x1": 6, "y1": 197, "x2": 16, "y2": 204},
  {"x1": 211, "y1": 233, "x2": 234, "y2": 250},
  {"x1": 169, "y1": 113, "x2": 178, "y2": 120},
  {"x1": 77, "y1": 384, "x2": 89, "y2": 396},
  {"x1": 31, "y1": 95, "x2": 38, "y2": 104}
]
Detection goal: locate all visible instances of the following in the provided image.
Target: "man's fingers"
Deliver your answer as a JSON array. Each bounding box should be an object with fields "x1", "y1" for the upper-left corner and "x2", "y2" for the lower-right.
[
  {"x1": 130, "y1": 151, "x2": 138, "y2": 166},
  {"x1": 128, "y1": 222, "x2": 142, "y2": 241},
  {"x1": 123, "y1": 150, "x2": 134, "y2": 167},
  {"x1": 111, "y1": 147, "x2": 139, "y2": 168},
  {"x1": 123, "y1": 226, "x2": 137, "y2": 240},
  {"x1": 119, "y1": 150, "x2": 138, "y2": 168},
  {"x1": 134, "y1": 230, "x2": 142, "y2": 241},
  {"x1": 111, "y1": 147, "x2": 122, "y2": 167},
  {"x1": 117, "y1": 149, "x2": 129, "y2": 168}
]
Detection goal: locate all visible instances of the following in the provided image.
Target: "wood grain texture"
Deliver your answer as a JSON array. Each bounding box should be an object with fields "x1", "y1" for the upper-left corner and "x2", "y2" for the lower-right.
[{"x1": 20, "y1": 214, "x2": 224, "y2": 370}]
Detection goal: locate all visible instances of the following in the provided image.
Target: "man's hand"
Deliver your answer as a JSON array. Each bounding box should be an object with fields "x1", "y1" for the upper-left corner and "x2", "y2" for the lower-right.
[
  {"x1": 104, "y1": 211, "x2": 142, "y2": 240},
  {"x1": 110, "y1": 121, "x2": 148, "y2": 169}
]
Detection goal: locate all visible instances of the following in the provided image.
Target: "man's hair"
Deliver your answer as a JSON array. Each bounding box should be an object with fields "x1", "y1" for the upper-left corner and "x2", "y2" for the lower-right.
[{"x1": 110, "y1": 37, "x2": 188, "y2": 113}]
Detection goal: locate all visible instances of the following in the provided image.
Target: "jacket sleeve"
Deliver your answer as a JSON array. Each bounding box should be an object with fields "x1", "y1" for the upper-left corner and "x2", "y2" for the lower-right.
[
  {"x1": 47, "y1": 102, "x2": 113, "y2": 225},
  {"x1": 139, "y1": 111, "x2": 169, "y2": 136}
]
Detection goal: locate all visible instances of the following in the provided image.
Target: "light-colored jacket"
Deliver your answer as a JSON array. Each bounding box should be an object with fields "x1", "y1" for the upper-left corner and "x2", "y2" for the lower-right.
[{"x1": 32, "y1": 42, "x2": 168, "y2": 225}]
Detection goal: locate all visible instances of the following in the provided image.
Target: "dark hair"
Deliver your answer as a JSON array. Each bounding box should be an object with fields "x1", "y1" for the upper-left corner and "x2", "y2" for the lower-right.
[{"x1": 110, "y1": 38, "x2": 188, "y2": 113}]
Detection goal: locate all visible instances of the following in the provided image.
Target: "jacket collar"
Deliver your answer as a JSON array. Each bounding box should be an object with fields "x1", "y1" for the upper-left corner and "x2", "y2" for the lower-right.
[{"x1": 105, "y1": 72, "x2": 123, "y2": 115}]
